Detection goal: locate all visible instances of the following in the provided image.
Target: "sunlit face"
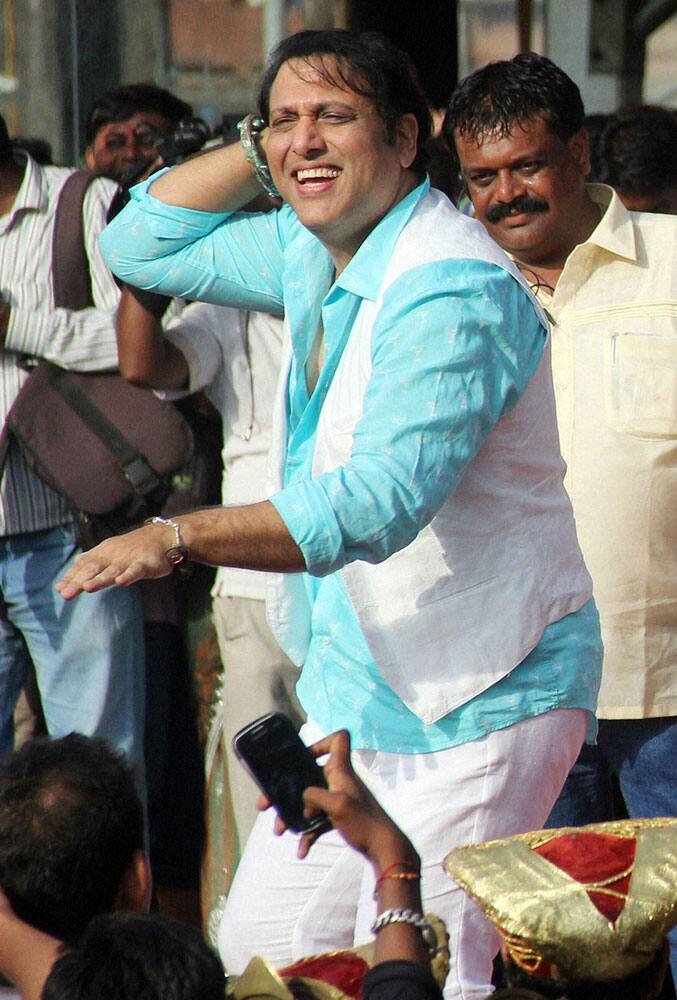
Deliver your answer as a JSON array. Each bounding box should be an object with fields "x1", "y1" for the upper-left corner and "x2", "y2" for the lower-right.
[
  {"x1": 454, "y1": 115, "x2": 591, "y2": 267},
  {"x1": 85, "y1": 111, "x2": 173, "y2": 182},
  {"x1": 265, "y1": 57, "x2": 418, "y2": 272}
]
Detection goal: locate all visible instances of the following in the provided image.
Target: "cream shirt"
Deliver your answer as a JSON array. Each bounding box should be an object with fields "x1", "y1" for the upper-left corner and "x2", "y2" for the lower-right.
[{"x1": 535, "y1": 185, "x2": 677, "y2": 719}]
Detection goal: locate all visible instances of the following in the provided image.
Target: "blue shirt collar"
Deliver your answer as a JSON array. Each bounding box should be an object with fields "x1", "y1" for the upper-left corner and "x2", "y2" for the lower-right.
[{"x1": 333, "y1": 177, "x2": 430, "y2": 301}]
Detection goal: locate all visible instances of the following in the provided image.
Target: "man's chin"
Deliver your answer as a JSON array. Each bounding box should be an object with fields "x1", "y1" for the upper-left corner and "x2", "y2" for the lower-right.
[{"x1": 486, "y1": 217, "x2": 542, "y2": 254}]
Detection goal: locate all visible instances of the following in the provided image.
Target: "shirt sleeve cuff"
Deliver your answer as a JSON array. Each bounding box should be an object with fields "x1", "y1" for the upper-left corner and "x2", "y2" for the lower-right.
[
  {"x1": 4, "y1": 304, "x2": 49, "y2": 357},
  {"x1": 270, "y1": 479, "x2": 346, "y2": 577}
]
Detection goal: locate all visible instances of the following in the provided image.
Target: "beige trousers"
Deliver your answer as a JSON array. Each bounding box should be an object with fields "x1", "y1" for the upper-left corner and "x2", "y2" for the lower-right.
[{"x1": 212, "y1": 595, "x2": 304, "y2": 856}]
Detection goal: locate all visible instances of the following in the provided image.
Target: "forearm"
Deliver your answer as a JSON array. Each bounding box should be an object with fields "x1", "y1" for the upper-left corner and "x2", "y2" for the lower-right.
[
  {"x1": 178, "y1": 501, "x2": 305, "y2": 572},
  {"x1": 150, "y1": 140, "x2": 263, "y2": 212},
  {"x1": 116, "y1": 287, "x2": 188, "y2": 388},
  {"x1": 0, "y1": 910, "x2": 60, "y2": 1000},
  {"x1": 57, "y1": 499, "x2": 306, "y2": 599},
  {"x1": 369, "y1": 835, "x2": 429, "y2": 969},
  {"x1": 4, "y1": 303, "x2": 120, "y2": 370}
]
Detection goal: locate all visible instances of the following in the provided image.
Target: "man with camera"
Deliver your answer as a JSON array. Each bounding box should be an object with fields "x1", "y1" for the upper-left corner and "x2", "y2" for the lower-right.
[
  {"x1": 59, "y1": 30, "x2": 602, "y2": 1000},
  {"x1": 84, "y1": 82, "x2": 194, "y2": 186},
  {"x1": 0, "y1": 115, "x2": 145, "y2": 773}
]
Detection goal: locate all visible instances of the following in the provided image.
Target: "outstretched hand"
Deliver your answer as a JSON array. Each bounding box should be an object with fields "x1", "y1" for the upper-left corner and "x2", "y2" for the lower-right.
[{"x1": 56, "y1": 523, "x2": 174, "y2": 599}]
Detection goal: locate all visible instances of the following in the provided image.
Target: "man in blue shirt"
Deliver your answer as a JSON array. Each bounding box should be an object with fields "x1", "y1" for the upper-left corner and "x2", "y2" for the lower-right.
[{"x1": 58, "y1": 30, "x2": 601, "y2": 1000}]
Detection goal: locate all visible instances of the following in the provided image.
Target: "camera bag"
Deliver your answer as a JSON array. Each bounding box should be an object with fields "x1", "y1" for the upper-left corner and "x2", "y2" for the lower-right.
[{"x1": 0, "y1": 170, "x2": 196, "y2": 547}]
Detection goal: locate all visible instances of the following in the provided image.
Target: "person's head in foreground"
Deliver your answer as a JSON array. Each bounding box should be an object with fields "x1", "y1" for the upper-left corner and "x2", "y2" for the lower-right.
[
  {"x1": 0, "y1": 733, "x2": 149, "y2": 943},
  {"x1": 444, "y1": 817, "x2": 677, "y2": 1000},
  {"x1": 41, "y1": 912, "x2": 225, "y2": 1000},
  {"x1": 256, "y1": 29, "x2": 432, "y2": 271},
  {"x1": 84, "y1": 82, "x2": 193, "y2": 183},
  {"x1": 443, "y1": 52, "x2": 598, "y2": 270}
]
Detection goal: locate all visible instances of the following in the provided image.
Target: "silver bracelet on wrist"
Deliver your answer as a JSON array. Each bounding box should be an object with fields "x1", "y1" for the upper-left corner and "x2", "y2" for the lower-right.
[
  {"x1": 370, "y1": 908, "x2": 438, "y2": 956},
  {"x1": 145, "y1": 516, "x2": 190, "y2": 573},
  {"x1": 237, "y1": 113, "x2": 280, "y2": 200}
]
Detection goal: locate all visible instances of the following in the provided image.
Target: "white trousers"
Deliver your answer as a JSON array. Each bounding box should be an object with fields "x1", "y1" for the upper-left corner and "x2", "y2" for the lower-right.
[{"x1": 218, "y1": 708, "x2": 587, "y2": 1000}]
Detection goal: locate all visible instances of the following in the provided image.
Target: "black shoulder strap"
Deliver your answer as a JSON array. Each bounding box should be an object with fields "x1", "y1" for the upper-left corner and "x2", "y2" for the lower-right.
[
  {"x1": 40, "y1": 363, "x2": 163, "y2": 498},
  {"x1": 51, "y1": 169, "x2": 98, "y2": 310}
]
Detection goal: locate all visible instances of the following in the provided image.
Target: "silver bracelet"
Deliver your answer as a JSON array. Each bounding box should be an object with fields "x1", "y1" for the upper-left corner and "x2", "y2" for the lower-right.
[
  {"x1": 145, "y1": 516, "x2": 190, "y2": 572},
  {"x1": 370, "y1": 908, "x2": 438, "y2": 956},
  {"x1": 237, "y1": 113, "x2": 280, "y2": 199}
]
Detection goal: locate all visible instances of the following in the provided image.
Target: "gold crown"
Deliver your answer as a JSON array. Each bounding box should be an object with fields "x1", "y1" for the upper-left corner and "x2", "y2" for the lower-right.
[{"x1": 444, "y1": 818, "x2": 677, "y2": 984}]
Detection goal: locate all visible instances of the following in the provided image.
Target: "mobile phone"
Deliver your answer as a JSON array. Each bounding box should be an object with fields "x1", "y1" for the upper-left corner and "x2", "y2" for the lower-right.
[{"x1": 232, "y1": 712, "x2": 330, "y2": 834}]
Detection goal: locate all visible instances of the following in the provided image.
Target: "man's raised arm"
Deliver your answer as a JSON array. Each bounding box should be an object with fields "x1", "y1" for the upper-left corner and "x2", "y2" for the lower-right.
[{"x1": 149, "y1": 138, "x2": 263, "y2": 212}]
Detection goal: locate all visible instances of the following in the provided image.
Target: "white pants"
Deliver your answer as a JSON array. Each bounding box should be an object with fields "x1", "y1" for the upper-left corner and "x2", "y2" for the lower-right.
[{"x1": 218, "y1": 708, "x2": 587, "y2": 1000}]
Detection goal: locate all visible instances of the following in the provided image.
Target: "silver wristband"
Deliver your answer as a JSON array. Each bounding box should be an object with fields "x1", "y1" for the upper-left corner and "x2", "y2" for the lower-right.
[
  {"x1": 145, "y1": 516, "x2": 190, "y2": 573},
  {"x1": 237, "y1": 113, "x2": 280, "y2": 199},
  {"x1": 370, "y1": 908, "x2": 438, "y2": 956}
]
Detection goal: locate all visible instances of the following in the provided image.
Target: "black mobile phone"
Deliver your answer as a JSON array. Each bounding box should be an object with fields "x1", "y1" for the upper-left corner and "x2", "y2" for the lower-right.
[{"x1": 232, "y1": 712, "x2": 330, "y2": 834}]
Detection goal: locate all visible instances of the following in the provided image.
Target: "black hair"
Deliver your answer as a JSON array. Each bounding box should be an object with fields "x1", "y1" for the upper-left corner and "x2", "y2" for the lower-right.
[
  {"x1": 595, "y1": 105, "x2": 677, "y2": 194},
  {"x1": 495, "y1": 948, "x2": 665, "y2": 1000},
  {"x1": 257, "y1": 29, "x2": 432, "y2": 177},
  {"x1": 443, "y1": 52, "x2": 585, "y2": 158},
  {"x1": 42, "y1": 913, "x2": 225, "y2": 1000},
  {"x1": 85, "y1": 83, "x2": 193, "y2": 146},
  {"x1": 0, "y1": 733, "x2": 144, "y2": 943},
  {"x1": 11, "y1": 136, "x2": 53, "y2": 165},
  {"x1": 582, "y1": 113, "x2": 610, "y2": 182},
  {"x1": 0, "y1": 113, "x2": 14, "y2": 165}
]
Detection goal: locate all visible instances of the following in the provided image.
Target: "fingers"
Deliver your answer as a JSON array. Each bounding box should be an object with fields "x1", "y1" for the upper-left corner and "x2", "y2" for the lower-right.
[
  {"x1": 57, "y1": 556, "x2": 150, "y2": 598},
  {"x1": 297, "y1": 827, "x2": 322, "y2": 859},
  {"x1": 308, "y1": 729, "x2": 352, "y2": 781},
  {"x1": 56, "y1": 527, "x2": 173, "y2": 599}
]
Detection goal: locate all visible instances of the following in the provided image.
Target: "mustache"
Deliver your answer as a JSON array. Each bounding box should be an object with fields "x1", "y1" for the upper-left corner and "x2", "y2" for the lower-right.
[{"x1": 485, "y1": 195, "x2": 549, "y2": 224}]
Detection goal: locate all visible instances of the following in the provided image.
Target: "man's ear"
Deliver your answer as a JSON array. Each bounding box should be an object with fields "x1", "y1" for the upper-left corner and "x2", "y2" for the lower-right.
[
  {"x1": 84, "y1": 146, "x2": 96, "y2": 171},
  {"x1": 114, "y1": 849, "x2": 152, "y2": 914},
  {"x1": 395, "y1": 113, "x2": 419, "y2": 170},
  {"x1": 568, "y1": 128, "x2": 591, "y2": 178}
]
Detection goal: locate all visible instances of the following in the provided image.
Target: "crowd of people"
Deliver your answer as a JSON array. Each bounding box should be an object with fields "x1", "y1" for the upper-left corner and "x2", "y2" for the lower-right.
[{"x1": 0, "y1": 22, "x2": 674, "y2": 1000}]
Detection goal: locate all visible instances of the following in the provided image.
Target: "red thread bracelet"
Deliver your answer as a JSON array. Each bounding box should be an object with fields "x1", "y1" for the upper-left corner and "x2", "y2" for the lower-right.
[{"x1": 374, "y1": 861, "x2": 420, "y2": 896}]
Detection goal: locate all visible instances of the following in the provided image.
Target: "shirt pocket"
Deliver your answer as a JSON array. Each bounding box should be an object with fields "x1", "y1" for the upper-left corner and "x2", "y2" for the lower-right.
[{"x1": 604, "y1": 331, "x2": 677, "y2": 438}]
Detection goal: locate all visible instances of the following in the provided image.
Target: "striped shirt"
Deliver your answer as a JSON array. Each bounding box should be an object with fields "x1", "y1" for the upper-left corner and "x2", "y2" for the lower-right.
[{"x1": 0, "y1": 153, "x2": 120, "y2": 535}]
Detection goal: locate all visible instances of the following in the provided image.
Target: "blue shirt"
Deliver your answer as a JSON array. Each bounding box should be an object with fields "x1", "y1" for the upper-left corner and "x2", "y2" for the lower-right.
[{"x1": 102, "y1": 177, "x2": 601, "y2": 751}]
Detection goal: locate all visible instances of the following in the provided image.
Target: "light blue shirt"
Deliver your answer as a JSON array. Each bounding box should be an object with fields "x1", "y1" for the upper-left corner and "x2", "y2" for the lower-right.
[{"x1": 102, "y1": 177, "x2": 601, "y2": 752}]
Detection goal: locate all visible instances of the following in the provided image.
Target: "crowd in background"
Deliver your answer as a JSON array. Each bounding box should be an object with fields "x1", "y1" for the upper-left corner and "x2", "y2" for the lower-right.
[{"x1": 0, "y1": 24, "x2": 674, "y2": 1000}]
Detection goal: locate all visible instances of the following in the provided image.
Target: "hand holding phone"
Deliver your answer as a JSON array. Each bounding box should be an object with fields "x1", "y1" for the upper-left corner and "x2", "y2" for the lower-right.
[{"x1": 232, "y1": 712, "x2": 329, "y2": 834}]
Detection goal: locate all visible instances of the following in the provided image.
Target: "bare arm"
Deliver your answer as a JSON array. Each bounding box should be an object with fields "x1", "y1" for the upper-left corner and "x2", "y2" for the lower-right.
[
  {"x1": 0, "y1": 890, "x2": 61, "y2": 1000},
  {"x1": 56, "y1": 500, "x2": 305, "y2": 599},
  {"x1": 150, "y1": 139, "x2": 264, "y2": 212},
  {"x1": 116, "y1": 286, "x2": 188, "y2": 389}
]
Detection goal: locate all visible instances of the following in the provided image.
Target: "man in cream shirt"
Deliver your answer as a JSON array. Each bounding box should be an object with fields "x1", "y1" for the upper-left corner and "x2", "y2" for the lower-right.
[{"x1": 447, "y1": 50, "x2": 676, "y2": 979}]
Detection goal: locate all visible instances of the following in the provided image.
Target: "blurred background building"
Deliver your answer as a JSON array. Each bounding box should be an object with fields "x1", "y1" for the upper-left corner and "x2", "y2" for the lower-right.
[{"x1": 0, "y1": 0, "x2": 675, "y2": 165}]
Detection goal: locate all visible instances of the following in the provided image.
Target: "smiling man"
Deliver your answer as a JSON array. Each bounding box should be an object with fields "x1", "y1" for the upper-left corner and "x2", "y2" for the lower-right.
[
  {"x1": 58, "y1": 31, "x2": 601, "y2": 1000},
  {"x1": 445, "y1": 51, "x2": 677, "y2": 985}
]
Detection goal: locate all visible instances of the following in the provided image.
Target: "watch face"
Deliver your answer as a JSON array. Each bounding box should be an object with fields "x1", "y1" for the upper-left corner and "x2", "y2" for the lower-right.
[{"x1": 165, "y1": 545, "x2": 188, "y2": 565}]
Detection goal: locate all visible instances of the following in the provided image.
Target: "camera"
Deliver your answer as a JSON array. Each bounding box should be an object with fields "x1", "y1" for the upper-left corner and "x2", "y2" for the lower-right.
[{"x1": 154, "y1": 116, "x2": 213, "y2": 167}]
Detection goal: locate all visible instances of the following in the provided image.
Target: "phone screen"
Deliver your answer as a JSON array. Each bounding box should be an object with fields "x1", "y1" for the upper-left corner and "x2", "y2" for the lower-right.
[{"x1": 233, "y1": 713, "x2": 329, "y2": 833}]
